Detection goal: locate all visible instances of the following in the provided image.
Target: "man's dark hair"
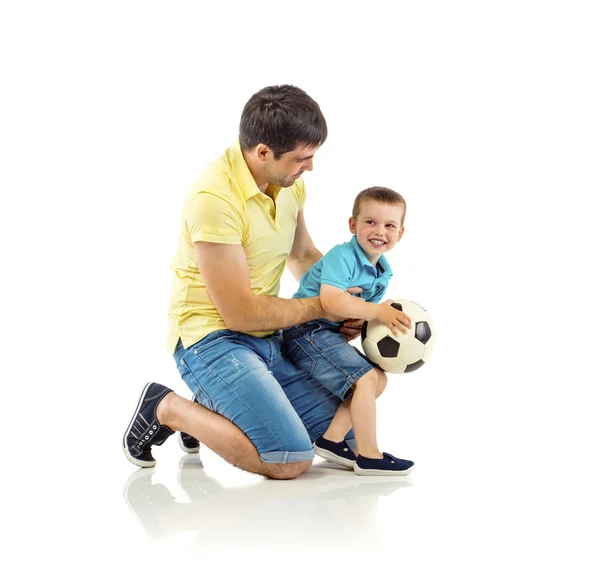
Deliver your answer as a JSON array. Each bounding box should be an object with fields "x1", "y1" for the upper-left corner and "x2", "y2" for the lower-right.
[
  {"x1": 239, "y1": 85, "x2": 328, "y2": 159},
  {"x1": 352, "y1": 187, "x2": 407, "y2": 224}
]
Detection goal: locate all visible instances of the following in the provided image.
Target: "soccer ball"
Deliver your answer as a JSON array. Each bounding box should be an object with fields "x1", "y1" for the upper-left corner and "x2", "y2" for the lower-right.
[{"x1": 360, "y1": 299, "x2": 435, "y2": 374}]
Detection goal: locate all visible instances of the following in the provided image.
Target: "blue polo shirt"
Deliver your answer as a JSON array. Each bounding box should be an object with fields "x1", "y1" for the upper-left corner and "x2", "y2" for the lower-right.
[{"x1": 293, "y1": 235, "x2": 392, "y2": 305}]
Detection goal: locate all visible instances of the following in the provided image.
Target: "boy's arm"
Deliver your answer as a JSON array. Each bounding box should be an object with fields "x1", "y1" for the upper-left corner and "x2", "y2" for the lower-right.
[
  {"x1": 320, "y1": 284, "x2": 412, "y2": 336},
  {"x1": 320, "y1": 284, "x2": 380, "y2": 320}
]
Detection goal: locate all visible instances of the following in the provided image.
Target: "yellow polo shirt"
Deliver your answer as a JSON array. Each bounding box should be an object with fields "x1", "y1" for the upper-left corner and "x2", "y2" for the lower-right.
[{"x1": 166, "y1": 139, "x2": 306, "y2": 353}]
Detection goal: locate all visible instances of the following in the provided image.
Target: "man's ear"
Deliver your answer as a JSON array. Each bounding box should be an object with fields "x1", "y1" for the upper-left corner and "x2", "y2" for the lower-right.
[
  {"x1": 349, "y1": 217, "x2": 357, "y2": 234},
  {"x1": 255, "y1": 144, "x2": 271, "y2": 162}
]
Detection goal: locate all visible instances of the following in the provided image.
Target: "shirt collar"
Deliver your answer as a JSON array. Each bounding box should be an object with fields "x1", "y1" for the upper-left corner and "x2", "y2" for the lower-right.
[
  {"x1": 228, "y1": 139, "x2": 283, "y2": 201},
  {"x1": 350, "y1": 235, "x2": 392, "y2": 275}
]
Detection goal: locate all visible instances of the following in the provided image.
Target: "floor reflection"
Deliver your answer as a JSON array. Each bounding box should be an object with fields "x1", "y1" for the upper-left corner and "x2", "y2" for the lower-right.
[{"x1": 123, "y1": 455, "x2": 412, "y2": 554}]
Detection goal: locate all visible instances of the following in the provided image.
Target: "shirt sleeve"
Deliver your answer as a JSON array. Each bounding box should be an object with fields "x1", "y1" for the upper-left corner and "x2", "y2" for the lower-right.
[
  {"x1": 183, "y1": 192, "x2": 244, "y2": 244},
  {"x1": 293, "y1": 178, "x2": 307, "y2": 211},
  {"x1": 369, "y1": 280, "x2": 389, "y2": 304},
  {"x1": 319, "y1": 245, "x2": 355, "y2": 291}
]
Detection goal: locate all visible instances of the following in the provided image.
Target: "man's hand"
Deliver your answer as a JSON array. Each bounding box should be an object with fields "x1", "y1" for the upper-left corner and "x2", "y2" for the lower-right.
[{"x1": 339, "y1": 318, "x2": 365, "y2": 342}]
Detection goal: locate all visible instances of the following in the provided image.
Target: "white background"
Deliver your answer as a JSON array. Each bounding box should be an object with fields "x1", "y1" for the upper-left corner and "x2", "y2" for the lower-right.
[{"x1": 2, "y1": 1, "x2": 599, "y2": 579}]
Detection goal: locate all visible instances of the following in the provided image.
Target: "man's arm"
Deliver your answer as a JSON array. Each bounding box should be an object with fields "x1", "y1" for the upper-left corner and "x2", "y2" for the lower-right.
[
  {"x1": 286, "y1": 209, "x2": 322, "y2": 282},
  {"x1": 194, "y1": 241, "x2": 326, "y2": 333}
]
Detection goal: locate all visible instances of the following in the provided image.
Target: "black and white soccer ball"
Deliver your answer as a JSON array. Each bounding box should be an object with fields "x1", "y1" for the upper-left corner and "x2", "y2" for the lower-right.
[{"x1": 361, "y1": 299, "x2": 435, "y2": 374}]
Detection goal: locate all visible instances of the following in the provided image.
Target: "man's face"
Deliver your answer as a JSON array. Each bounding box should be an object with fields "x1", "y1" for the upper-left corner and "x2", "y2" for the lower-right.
[
  {"x1": 349, "y1": 200, "x2": 405, "y2": 263},
  {"x1": 264, "y1": 144, "x2": 318, "y2": 188}
]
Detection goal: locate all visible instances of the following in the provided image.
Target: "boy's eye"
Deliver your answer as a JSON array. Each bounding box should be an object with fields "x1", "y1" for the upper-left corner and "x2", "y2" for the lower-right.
[{"x1": 387, "y1": 224, "x2": 396, "y2": 229}]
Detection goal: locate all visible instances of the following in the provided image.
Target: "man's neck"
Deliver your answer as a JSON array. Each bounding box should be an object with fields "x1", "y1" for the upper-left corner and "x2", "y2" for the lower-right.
[{"x1": 242, "y1": 150, "x2": 269, "y2": 193}]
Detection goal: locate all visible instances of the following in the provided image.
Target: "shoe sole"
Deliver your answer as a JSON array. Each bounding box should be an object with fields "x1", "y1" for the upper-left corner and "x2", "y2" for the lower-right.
[
  {"x1": 177, "y1": 433, "x2": 200, "y2": 454},
  {"x1": 353, "y1": 464, "x2": 414, "y2": 476},
  {"x1": 314, "y1": 445, "x2": 356, "y2": 469},
  {"x1": 122, "y1": 382, "x2": 157, "y2": 468}
]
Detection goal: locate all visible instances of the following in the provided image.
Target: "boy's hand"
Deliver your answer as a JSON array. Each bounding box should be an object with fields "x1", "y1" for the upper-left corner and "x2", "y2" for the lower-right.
[{"x1": 376, "y1": 300, "x2": 412, "y2": 336}]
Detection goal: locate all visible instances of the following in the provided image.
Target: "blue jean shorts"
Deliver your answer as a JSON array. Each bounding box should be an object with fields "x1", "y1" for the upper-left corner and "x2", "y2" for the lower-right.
[
  {"x1": 173, "y1": 330, "x2": 355, "y2": 464},
  {"x1": 282, "y1": 320, "x2": 374, "y2": 401}
]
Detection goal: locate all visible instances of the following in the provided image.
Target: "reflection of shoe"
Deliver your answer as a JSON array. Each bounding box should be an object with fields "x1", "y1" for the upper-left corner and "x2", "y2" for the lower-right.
[
  {"x1": 314, "y1": 436, "x2": 357, "y2": 468},
  {"x1": 354, "y1": 453, "x2": 414, "y2": 476},
  {"x1": 123, "y1": 469, "x2": 175, "y2": 539},
  {"x1": 177, "y1": 455, "x2": 224, "y2": 501},
  {"x1": 122, "y1": 382, "x2": 174, "y2": 468}
]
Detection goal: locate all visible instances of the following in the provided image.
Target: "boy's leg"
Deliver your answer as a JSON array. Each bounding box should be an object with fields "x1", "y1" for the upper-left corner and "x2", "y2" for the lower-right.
[
  {"x1": 348, "y1": 369, "x2": 382, "y2": 458},
  {"x1": 323, "y1": 367, "x2": 388, "y2": 444},
  {"x1": 323, "y1": 399, "x2": 352, "y2": 443},
  {"x1": 279, "y1": 325, "x2": 384, "y2": 467},
  {"x1": 270, "y1": 332, "x2": 356, "y2": 444}
]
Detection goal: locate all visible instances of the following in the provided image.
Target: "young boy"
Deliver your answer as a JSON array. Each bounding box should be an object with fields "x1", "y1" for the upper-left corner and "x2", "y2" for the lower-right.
[{"x1": 282, "y1": 186, "x2": 414, "y2": 475}]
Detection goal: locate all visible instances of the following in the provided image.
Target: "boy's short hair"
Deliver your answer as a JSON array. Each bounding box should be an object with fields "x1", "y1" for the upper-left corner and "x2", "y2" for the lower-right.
[
  {"x1": 352, "y1": 186, "x2": 407, "y2": 224},
  {"x1": 239, "y1": 85, "x2": 328, "y2": 159}
]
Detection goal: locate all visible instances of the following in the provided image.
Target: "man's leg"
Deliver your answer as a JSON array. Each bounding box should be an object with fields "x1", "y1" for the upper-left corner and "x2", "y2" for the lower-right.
[
  {"x1": 156, "y1": 393, "x2": 310, "y2": 479},
  {"x1": 166, "y1": 331, "x2": 315, "y2": 479},
  {"x1": 177, "y1": 395, "x2": 201, "y2": 454}
]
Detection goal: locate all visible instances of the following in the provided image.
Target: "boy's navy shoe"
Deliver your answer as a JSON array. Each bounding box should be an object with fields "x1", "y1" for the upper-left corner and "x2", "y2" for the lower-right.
[
  {"x1": 123, "y1": 382, "x2": 175, "y2": 468},
  {"x1": 354, "y1": 452, "x2": 414, "y2": 476},
  {"x1": 177, "y1": 395, "x2": 201, "y2": 453},
  {"x1": 178, "y1": 431, "x2": 200, "y2": 453},
  {"x1": 314, "y1": 436, "x2": 357, "y2": 468}
]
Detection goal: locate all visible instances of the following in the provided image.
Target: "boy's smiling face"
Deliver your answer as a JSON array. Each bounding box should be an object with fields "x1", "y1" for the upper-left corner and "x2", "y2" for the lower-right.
[{"x1": 349, "y1": 200, "x2": 405, "y2": 265}]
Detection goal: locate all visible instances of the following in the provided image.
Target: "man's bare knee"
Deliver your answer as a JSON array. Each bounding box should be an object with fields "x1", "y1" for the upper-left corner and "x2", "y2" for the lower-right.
[{"x1": 262, "y1": 459, "x2": 312, "y2": 480}]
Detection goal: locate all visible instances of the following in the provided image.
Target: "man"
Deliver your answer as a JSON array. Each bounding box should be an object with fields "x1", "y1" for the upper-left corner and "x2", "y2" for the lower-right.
[{"x1": 123, "y1": 85, "x2": 363, "y2": 480}]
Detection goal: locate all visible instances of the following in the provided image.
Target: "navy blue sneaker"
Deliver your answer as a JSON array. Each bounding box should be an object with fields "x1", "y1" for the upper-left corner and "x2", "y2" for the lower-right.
[
  {"x1": 178, "y1": 431, "x2": 200, "y2": 453},
  {"x1": 123, "y1": 382, "x2": 175, "y2": 468},
  {"x1": 354, "y1": 452, "x2": 414, "y2": 476},
  {"x1": 314, "y1": 436, "x2": 357, "y2": 468}
]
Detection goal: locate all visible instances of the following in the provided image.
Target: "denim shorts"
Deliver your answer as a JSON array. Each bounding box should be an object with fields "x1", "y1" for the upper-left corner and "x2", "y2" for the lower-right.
[
  {"x1": 282, "y1": 320, "x2": 374, "y2": 401},
  {"x1": 173, "y1": 330, "x2": 355, "y2": 464}
]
